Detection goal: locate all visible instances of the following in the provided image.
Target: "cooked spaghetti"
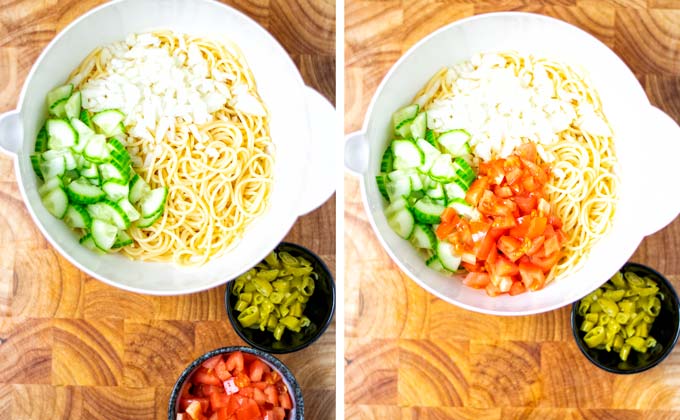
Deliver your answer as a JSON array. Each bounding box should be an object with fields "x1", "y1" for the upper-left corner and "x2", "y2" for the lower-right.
[
  {"x1": 414, "y1": 51, "x2": 618, "y2": 283},
  {"x1": 68, "y1": 31, "x2": 274, "y2": 265}
]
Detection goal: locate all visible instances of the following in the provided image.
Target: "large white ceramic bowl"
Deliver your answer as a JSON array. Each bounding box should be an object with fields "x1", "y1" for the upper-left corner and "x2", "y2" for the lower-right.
[
  {"x1": 0, "y1": 0, "x2": 335, "y2": 295},
  {"x1": 345, "y1": 12, "x2": 680, "y2": 315}
]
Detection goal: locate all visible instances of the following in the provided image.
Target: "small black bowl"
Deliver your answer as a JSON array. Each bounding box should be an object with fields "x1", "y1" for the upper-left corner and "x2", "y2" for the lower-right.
[
  {"x1": 225, "y1": 242, "x2": 335, "y2": 354},
  {"x1": 168, "y1": 346, "x2": 304, "y2": 420},
  {"x1": 571, "y1": 262, "x2": 680, "y2": 374}
]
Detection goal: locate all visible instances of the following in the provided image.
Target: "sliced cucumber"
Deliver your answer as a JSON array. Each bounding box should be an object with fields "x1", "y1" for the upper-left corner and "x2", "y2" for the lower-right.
[
  {"x1": 112, "y1": 230, "x2": 133, "y2": 248},
  {"x1": 438, "y1": 129, "x2": 471, "y2": 156},
  {"x1": 139, "y1": 187, "x2": 168, "y2": 218},
  {"x1": 102, "y1": 179, "x2": 130, "y2": 201},
  {"x1": 79, "y1": 233, "x2": 103, "y2": 254},
  {"x1": 410, "y1": 112, "x2": 427, "y2": 140},
  {"x1": 99, "y1": 161, "x2": 130, "y2": 183},
  {"x1": 42, "y1": 187, "x2": 68, "y2": 219},
  {"x1": 425, "y1": 182, "x2": 446, "y2": 200},
  {"x1": 395, "y1": 117, "x2": 415, "y2": 138},
  {"x1": 79, "y1": 160, "x2": 99, "y2": 179},
  {"x1": 129, "y1": 174, "x2": 151, "y2": 204},
  {"x1": 38, "y1": 177, "x2": 63, "y2": 197},
  {"x1": 376, "y1": 174, "x2": 389, "y2": 202},
  {"x1": 392, "y1": 140, "x2": 423, "y2": 170},
  {"x1": 46, "y1": 84, "x2": 73, "y2": 109},
  {"x1": 437, "y1": 241, "x2": 462, "y2": 272},
  {"x1": 428, "y1": 154, "x2": 456, "y2": 183},
  {"x1": 46, "y1": 119, "x2": 77, "y2": 149},
  {"x1": 87, "y1": 200, "x2": 131, "y2": 229},
  {"x1": 392, "y1": 104, "x2": 419, "y2": 133},
  {"x1": 107, "y1": 138, "x2": 130, "y2": 165},
  {"x1": 49, "y1": 98, "x2": 68, "y2": 118},
  {"x1": 424, "y1": 129, "x2": 438, "y2": 147},
  {"x1": 63, "y1": 204, "x2": 91, "y2": 229},
  {"x1": 80, "y1": 109, "x2": 94, "y2": 129},
  {"x1": 30, "y1": 154, "x2": 43, "y2": 180},
  {"x1": 412, "y1": 197, "x2": 446, "y2": 224},
  {"x1": 35, "y1": 125, "x2": 48, "y2": 153},
  {"x1": 39, "y1": 154, "x2": 65, "y2": 179},
  {"x1": 386, "y1": 174, "x2": 411, "y2": 202},
  {"x1": 444, "y1": 179, "x2": 467, "y2": 200},
  {"x1": 92, "y1": 110, "x2": 125, "y2": 137},
  {"x1": 388, "y1": 169, "x2": 422, "y2": 192},
  {"x1": 65, "y1": 91, "x2": 82, "y2": 119},
  {"x1": 410, "y1": 224, "x2": 437, "y2": 250},
  {"x1": 91, "y1": 219, "x2": 119, "y2": 251},
  {"x1": 136, "y1": 211, "x2": 162, "y2": 228},
  {"x1": 83, "y1": 134, "x2": 111, "y2": 163},
  {"x1": 447, "y1": 197, "x2": 474, "y2": 218},
  {"x1": 117, "y1": 198, "x2": 140, "y2": 222},
  {"x1": 416, "y1": 138, "x2": 441, "y2": 173},
  {"x1": 452, "y1": 157, "x2": 475, "y2": 187},
  {"x1": 385, "y1": 197, "x2": 409, "y2": 217},
  {"x1": 426, "y1": 255, "x2": 448, "y2": 272},
  {"x1": 66, "y1": 178, "x2": 105, "y2": 204},
  {"x1": 380, "y1": 146, "x2": 394, "y2": 173},
  {"x1": 386, "y1": 206, "x2": 415, "y2": 239}
]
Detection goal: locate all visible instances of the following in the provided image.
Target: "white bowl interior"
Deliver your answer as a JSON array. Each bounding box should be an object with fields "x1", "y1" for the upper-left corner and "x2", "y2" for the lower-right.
[
  {"x1": 18, "y1": 0, "x2": 309, "y2": 294},
  {"x1": 362, "y1": 13, "x2": 655, "y2": 315}
]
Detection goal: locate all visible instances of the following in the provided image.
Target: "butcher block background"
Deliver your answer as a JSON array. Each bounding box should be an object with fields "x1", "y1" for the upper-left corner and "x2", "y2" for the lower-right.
[
  {"x1": 345, "y1": 0, "x2": 680, "y2": 419},
  {"x1": 0, "y1": 0, "x2": 336, "y2": 419}
]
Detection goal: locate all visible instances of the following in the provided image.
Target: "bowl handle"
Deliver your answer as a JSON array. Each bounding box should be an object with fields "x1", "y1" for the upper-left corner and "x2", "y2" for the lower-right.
[
  {"x1": 636, "y1": 105, "x2": 680, "y2": 236},
  {"x1": 296, "y1": 86, "x2": 336, "y2": 216},
  {"x1": 0, "y1": 110, "x2": 21, "y2": 156},
  {"x1": 344, "y1": 130, "x2": 368, "y2": 175}
]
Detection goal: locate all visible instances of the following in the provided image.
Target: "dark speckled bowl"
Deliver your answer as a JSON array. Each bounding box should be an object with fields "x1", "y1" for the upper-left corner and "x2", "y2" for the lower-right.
[
  {"x1": 168, "y1": 346, "x2": 303, "y2": 420},
  {"x1": 225, "y1": 242, "x2": 335, "y2": 354},
  {"x1": 571, "y1": 262, "x2": 680, "y2": 374}
]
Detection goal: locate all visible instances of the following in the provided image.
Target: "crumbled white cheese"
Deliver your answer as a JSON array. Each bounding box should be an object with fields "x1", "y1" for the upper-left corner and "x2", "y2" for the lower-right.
[{"x1": 426, "y1": 52, "x2": 610, "y2": 162}]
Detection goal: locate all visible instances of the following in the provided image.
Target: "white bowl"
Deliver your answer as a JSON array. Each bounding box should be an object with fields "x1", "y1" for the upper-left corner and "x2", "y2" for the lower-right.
[
  {"x1": 345, "y1": 12, "x2": 680, "y2": 315},
  {"x1": 0, "y1": 0, "x2": 335, "y2": 295}
]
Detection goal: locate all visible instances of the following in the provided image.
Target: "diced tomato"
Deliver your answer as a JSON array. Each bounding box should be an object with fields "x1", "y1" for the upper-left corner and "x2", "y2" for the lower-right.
[
  {"x1": 264, "y1": 408, "x2": 285, "y2": 420},
  {"x1": 548, "y1": 215, "x2": 563, "y2": 229},
  {"x1": 519, "y1": 261, "x2": 545, "y2": 290},
  {"x1": 234, "y1": 373, "x2": 251, "y2": 388},
  {"x1": 476, "y1": 228, "x2": 503, "y2": 260},
  {"x1": 216, "y1": 407, "x2": 230, "y2": 420},
  {"x1": 440, "y1": 207, "x2": 458, "y2": 224},
  {"x1": 202, "y1": 385, "x2": 224, "y2": 396},
  {"x1": 486, "y1": 160, "x2": 506, "y2": 185},
  {"x1": 485, "y1": 282, "x2": 502, "y2": 297},
  {"x1": 186, "y1": 400, "x2": 206, "y2": 420},
  {"x1": 516, "y1": 142, "x2": 537, "y2": 162},
  {"x1": 236, "y1": 399, "x2": 260, "y2": 420},
  {"x1": 194, "y1": 369, "x2": 222, "y2": 386},
  {"x1": 436, "y1": 221, "x2": 457, "y2": 240},
  {"x1": 263, "y1": 371, "x2": 280, "y2": 386},
  {"x1": 492, "y1": 255, "x2": 519, "y2": 277},
  {"x1": 509, "y1": 216, "x2": 529, "y2": 239},
  {"x1": 263, "y1": 385, "x2": 279, "y2": 406},
  {"x1": 203, "y1": 355, "x2": 223, "y2": 370},
  {"x1": 494, "y1": 275, "x2": 514, "y2": 293},
  {"x1": 226, "y1": 351, "x2": 245, "y2": 374},
  {"x1": 543, "y1": 234, "x2": 560, "y2": 257},
  {"x1": 248, "y1": 360, "x2": 268, "y2": 382},
  {"x1": 526, "y1": 216, "x2": 547, "y2": 239},
  {"x1": 530, "y1": 251, "x2": 561, "y2": 273},
  {"x1": 239, "y1": 386, "x2": 254, "y2": 398},
  {"x1": 497, "y1": 235, "x2": 523, "y2": 262},
  {"x1": 209, "y1": 412, "x2": 219, "y2": 420},
  {"x1": 491, "y1": 214, "x2": 517, "y2": 229},
  {"x1": 210, "y1": 393, "x2": 230, "y2": 411},
  {"x1": 493, "y1": 185, "x2": 513, "y2": 198},
  {"x1": 279, "y1": 391, "x2": 293, "y2": 410},
  {"x1": 181, "y1": 398, "x2": 210, "y2": 414},
  {"x1": 466, "y1": 177, "x2": 489, "y2": 206},
  {"x1": 525, "y1": 235, "x2": 545, "y2": 256},
  {"x1": 505, "y1": 166, "x2": 523, "y2": 185},
  {"x1": 227, "y1": 395, "x2": 244, "y2": 416},
  {"x1": 514, "y1": 194, "x2": 537, "y2": 215},
  {"x1": 522, "y1": 175, "x2": 539, "y2": 192},
  {"x1": 215, "y1": 360, "x2": 232, "y2": 381},
  {"x1": 252, "y1": 388, "x2": 266, "y2": 406},
  {"x1": 462, "y1": 272, "x2": 490, "y2": 289},
  {"x1": 509, "y1": 281, "x2": 527, "y2": 296}
]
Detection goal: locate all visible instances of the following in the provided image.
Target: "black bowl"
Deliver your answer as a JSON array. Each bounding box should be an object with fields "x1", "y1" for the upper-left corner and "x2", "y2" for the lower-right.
[
  {"x1": 225, "y1": 242, "x2": 335, "y2": 354},
  {"x1": 571, "y1": 262, "x2": 680, "y2": 374},
  {"x1": 168, "y1": 346, "x2": 304, "y2": 420}
]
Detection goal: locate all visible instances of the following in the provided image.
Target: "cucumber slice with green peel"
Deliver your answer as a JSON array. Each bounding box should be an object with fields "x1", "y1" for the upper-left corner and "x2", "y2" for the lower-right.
[
  {"x1": 388, "y1": 169, "x2": 422, "y2": 192},
  {"x1": 46, "y1": 119, "x2": 78, "y2": 149},
  {"x1": 107, "y1": 138, "x2": 131, "y2": 165},
  {"x1": 79, "y1": 109, "x2": 93, "y2": 129},
  {"x1": 87, "y1": 176, "x2": 102, "y2": 186},
  {"x1": 35, "y1": 125, "x2": 48, "y2": 153},
  {"x1": 39, "y1": 155, "x2": 65, "y2": 179},
  {"x1": 136, "y1": 211, "x2": 163, "y2": 228},
  {"x1": 49, "y1": 98, "x2": 68, "y2": 118},
  {"x1": 139, "y1": 187, "x2": 168, "y2": 218},
  {"x1": 30, "y1": 154, "x2": 43, "y2": 180},
  {"x1": 452, "y1": 157, "x2": 475, "y2": 186},
  {"x1": 410, "y1": 224, "x2": 437, "y2": 250},
  {"x1": 80, "y1": 161, "x2": 99, "y2": 179},
  {"x1": 108, "y1": 122, "x2": 126, "y2": 137},
  {"x1": 380, "y1": 146, "x2": 394, "y2": 173},
  {"x1": 438, "y1": 129, "x2": 471, "y2": 156},
  {"x1": 91, "y1": 219, "x2": 119, "y2": 251},
  {"x1": 424, "y1": 129, "x2": 438, "y2": 147},
  {"x1": 426, "y1": 255, "x2": 449, "y2": 273},
  {"x1": 392, "y1": 140, "x2": 424, "y2": 170},
  {"x1": 87, "y1": 200, "x2": 131, "y2": 229},
  {"x1": 42, "y1": 187, "x2": 68, "y2": 219},
  {"x1": 410, "y1": 112, "x2": 427, "y2": 140},
  {"x1": 70, "y1": 118, "x2": 95, "y2": 153},
  {"x1": 437, "y1": 241, "x2": 462, "y2": 272},
  {"x1": 129, "y1": 174, "x2": 151, "y2": 204},
  {"x1": 46, "y1": 84, "x2": 73, "y2": 109},
  {"x1": 79, "y1": 233, "x2": 103, "y2": 254},
  {"x1": 444, "y1": 179, "x2": 467, "y2": 200},
  {"x1": 386, "y1": 206, "x2": 415, "y2": 239},
  {"x1": 64, "y1": 91, "x2": 82, "y2": 119},
  {"x1": 385, "y1": 197, "x2": 409, "y2": 217},
  {"x1": 425, "y1": 182, "x2": 446, "y2": 200},
  {"x1": 392, "y1": 104, "x2": 419, "y2": 133},
  {"x1": 447, "y1": 197, "x2": 474, "y2": 218},
  {"x1": 92, "y1": 110, "x2": 125, "y2": 136},
  {"x1": 395, "y1": 117, "x2": 415, "y2": 138},
  {"x1": 66, "y1": 178, "x2": 105, "y2": 204},
  {"x1": 99, "y1": 161, "x2": 130, "y2": 183},
  {"x1": 416, "y1": 138, "x2": 441, "y2": 173},
  {"x1": 117, "y1": 198, "x2": 140, "y2": 222},
  {"x1": 386, "y1": 175, "x2": 411, "y2": 202},
  {"x1": 428, "y1": 154, "x2": 457, "y2": 183},
  {"x1": 38, "y1": 177, "x2": 64, "y2": 197},
  {"x1": 63, "y1": 204, "x2": 92, "y2": 229},
  {"x1": 376, "y1": 174, "x2": 389, "y2": 202},
  {"x1": 112, "y1": 230, "x2": 133, "y2": 248},
  {"x1": 102, "y1": 179, "x2": 130, "y2": 201},
  {"x1": 83, "y1": 134, "x2": 111, "y2": 163},
  {"x1": 412, "y1": 197, "x2": 446, "y2": 224}
]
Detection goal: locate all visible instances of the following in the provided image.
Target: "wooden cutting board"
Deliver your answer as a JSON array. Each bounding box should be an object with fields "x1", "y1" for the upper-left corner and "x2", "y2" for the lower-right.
[
  {"x1": 345, "y1": 1, "x2": 680, "y2": 419},
  {"x1": 0, "y1": 1, "x2": 336, "y2": 419}
]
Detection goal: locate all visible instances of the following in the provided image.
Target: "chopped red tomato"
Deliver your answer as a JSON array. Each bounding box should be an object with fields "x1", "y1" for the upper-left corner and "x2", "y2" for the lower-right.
[
  {"x1": 179, "y1": 352, "x2": 293, "y2": 420},
  {"x1": 519, "y1": 261, "x2": 545, "y2": 290},
  {"x1": 497, "y1": 236, "x2": 523, "y2": 262},
  {"x1": 509, "y1": 281, "x2": 527, "y2": 296},
  {"x1": 440, "y1": 207, "x2": 458, "y2": 224},
  {"x1": 466, "y1": 177, "x2": 489, "y2": 206},
  {"x1": 462, "y1": 272, "x2": 490, "y2": 289}
]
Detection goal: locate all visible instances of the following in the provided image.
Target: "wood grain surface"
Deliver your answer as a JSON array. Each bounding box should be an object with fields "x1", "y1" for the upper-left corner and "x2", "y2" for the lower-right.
[
  {"x1": 0, "y1": 1, "x2": 336, "y2": 419},
  {"x1": 345, "y1": 1, "x2": 680, "y2": 419}
]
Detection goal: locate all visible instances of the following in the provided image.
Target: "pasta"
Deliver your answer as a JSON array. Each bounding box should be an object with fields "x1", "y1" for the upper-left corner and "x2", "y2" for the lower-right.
[
  {"x1": 68, "y1": 31, "x2": 273, "y2": 266},
  {"x1": 413, "y1": 51, "x2": 618, "y2": 284}
]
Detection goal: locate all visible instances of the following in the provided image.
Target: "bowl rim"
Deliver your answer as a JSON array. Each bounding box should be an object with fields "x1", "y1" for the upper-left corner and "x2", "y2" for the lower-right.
[
  {"x1": 570, "y1": 262, "x2": 680, "y2": 374},
  {"x1": 224, "y1": 241, "x2": 336, "y2": 354},
  {"x1": 167, "y1": 345, "x2": 304, "y2": 419},
  {"x1": 356, "y1": 11, "x2": 652, "y2": 316},
  {"x1": 12, "y1": 0, "x2": 308, "y2": 296}
]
